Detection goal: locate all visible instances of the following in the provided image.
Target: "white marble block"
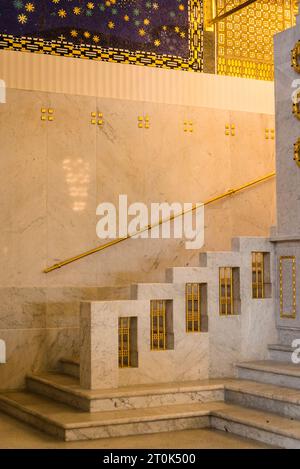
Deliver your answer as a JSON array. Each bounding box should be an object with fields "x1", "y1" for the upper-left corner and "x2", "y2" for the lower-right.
[
  {"x1": 80, "y1": 300, "x2": 148, "y2": 389},
  {"x1": 80, "y1": 301, "x2": 118, "y2": 389}
]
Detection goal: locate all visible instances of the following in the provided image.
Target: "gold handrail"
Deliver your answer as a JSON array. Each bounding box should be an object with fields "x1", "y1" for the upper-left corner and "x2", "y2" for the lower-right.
[{"x1": 44, "y1": 171, "x2": 276, "y2": 273}]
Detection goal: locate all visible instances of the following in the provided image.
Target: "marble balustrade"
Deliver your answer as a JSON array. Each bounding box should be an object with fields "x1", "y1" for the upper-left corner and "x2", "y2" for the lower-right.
[{"x1": 80, "y1": 237, "x2": 277, "y2": 389}]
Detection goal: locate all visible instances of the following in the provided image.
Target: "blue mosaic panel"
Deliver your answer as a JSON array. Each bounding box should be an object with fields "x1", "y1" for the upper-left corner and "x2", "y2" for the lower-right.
[
  {"x1": 0, "y1": 1, "x2": 203, "y2": 72},
  {"x1": 0, "y1": 0, "x2": 189, "y2": 57}
]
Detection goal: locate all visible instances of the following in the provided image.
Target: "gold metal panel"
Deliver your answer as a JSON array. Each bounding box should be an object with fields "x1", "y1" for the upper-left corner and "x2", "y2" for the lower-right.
[
  {"x1": 293, "y1": 91, "x2": 300, "y2": 120},
  {"x1": 150, "y1": 300, "x2": 167, "y2": 351},
  {"x1": 118, "y1": 317, "x2": 131, "y2": 368},
  {"x1": 138, "y1": 115, "x2": 151, "y2": 129},
  {"x1": 252, "y1": 252, "x2": 265, "y2": 299},
  {"x1": 219, "y1": 267, "x2": 234, "y2": 315},
  {"x1": 204, "y1": 0, "x2": 216, "y2": 31},
  {"x1": 183, "y1": 121, "x2": 194, "y2": 132},
  {"x1": 294, "y1": 138, "x2": 300, "y2": 167},
  {"x1": 292, "y1": 40, "x2": 300, "y2": 73},
  {"x1": 280, "y1": 256, "x2": 296, "y2": 319},
  {"x1": 185, "y1": 283, "x2": 201, "y2": 332},
  {"x1": 217, "y1": 0, "x2": 297, "y2": 81}
]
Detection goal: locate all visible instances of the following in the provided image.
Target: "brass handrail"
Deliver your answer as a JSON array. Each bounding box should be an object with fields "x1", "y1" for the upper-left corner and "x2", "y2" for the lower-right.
[{"x1": 44, "y1": 171, "x2": 276, "y2": 273}]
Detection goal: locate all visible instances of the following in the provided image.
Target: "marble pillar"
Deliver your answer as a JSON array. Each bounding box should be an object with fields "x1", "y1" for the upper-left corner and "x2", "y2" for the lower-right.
[{"x1": 272, "y1": 14, "x2": 300, "y2": 342}]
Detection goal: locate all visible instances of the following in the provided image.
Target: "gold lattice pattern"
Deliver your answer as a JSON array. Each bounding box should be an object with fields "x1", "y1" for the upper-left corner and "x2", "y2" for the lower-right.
[
  {"x1": 186, "y1": 283, "x2": 201, "y2": 332},
  {"x1": 150, "y1": 300, "x2": 167, "y2": 351},
  {"x1": 252, "y1": 252, "x2": 265, "y2": 299},
  {"x1": 219, "y1": 267, "x2": 234, "y2": 315},
  {"x1": 118, "y1": 317, "x2": 131, "y2": 368},
  {"x1": 217, "y1": 0, "x2": 298, "y2": 81}
]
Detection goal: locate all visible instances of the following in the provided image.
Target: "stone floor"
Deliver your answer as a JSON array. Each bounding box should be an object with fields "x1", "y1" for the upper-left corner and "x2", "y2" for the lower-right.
[{"x1": 0, "y1": 411, "x2": 273, "y2": 449}]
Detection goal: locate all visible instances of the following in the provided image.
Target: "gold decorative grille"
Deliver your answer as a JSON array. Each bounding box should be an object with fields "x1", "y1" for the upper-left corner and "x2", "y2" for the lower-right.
[
  {"x1": 150, "y1": 300, "x2": 167, "y2": 351},
  {"x1": 219, "y1": 267, "x2": 234, "y2": 315},
  {"x1": 186, "y1": 283, "x2": 201, "y2": 332},
  {"x1": 118, "y1": 317, "x2": 131, "y2": 368},
  {"x1": 252, "y1": 252, "x2": 265, "y2": 299},
  {"x1": 216, "y1": 0, "x2": 297, "y2": 81},
  {"x1": 280, "y1": 256, "x2": 297, "y2": 319}
]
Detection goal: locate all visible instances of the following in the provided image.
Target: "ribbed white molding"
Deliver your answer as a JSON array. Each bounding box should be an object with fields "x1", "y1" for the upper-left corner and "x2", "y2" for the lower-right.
[{"x1": 0, "y1": 50, "x2": 275, "y2": 114}]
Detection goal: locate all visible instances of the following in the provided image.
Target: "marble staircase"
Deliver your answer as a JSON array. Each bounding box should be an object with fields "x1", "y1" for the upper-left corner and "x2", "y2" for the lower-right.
[
  {"x1": 236, "y1": 360, "x2": 300, "y2": 389},
  {"x1": 0, "y1": 391, "x2": 216, "y2": 442},
  {"x1": 0, "y1": 237, "x2": 298, "y2": 447},
  {"x1": 2, "y1": 364, "x2": 300, "y2": 446},
  {"x1": 59, "y1": 358, "x2": 80, "y2": 379},
  {"x1": 226, "y1": 374, "x2": 300, "y2": 418},
  {"x1": 25, "y1": 373, "x2": 225, "y2": 412},
  {"x1": 268, "y1": 344, "x2": 295, "y2": 362}
]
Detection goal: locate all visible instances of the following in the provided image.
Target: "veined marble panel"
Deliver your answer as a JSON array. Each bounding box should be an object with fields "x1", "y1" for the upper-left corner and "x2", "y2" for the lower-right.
[
  {"x1": 45, "y1": 327, "x2": 79, "y2": 371},
  {"x1": 0, "y1": 89, "x2": 47, "y2": 287},
  {"x1": 45, "y1": 287, "x2": 100, "y2": 329},
  {"x1": 80, "y1": 301, "x2": 121, "y2": 389},
  {"x1": 0, "y1": 88, "x2": 275, "y2": 289},
  {"x1": 0, "y1": 287, "x2": 46, "y2": 329},
  {"x1": 274, "y1": 25, "x2": 300, "y2": 236},
  {"x1": 46, "y1": 93, "x2": 98, "y2": 287},
  {"x1": 0, "y1": 328, "x2": 47, "y2": 389}
]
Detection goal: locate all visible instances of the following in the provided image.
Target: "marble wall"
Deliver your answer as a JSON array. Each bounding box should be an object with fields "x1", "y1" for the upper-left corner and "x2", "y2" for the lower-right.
[
  {"x1": 0, "y1": 89, "x2": 275, "y2": 287},
  {"x1": 0, "y1": 87, "x2": 275, "y2": 389}
]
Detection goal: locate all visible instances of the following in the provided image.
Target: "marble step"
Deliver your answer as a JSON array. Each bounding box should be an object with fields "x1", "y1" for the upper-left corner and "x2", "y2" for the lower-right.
[
  {"x1": 225, "y1": 379, "x2": 300, "y2": 419},
  {"x1": 211, "y1": 403, "x2": 300, "y2": 449},
  {"x1": 26, "y1": 373, "x2": 225, "y2": 412},
  {"x1": 0, "y1": 391, "x2": 299, "y2": 447},
  {"x1": 236, "y1": 360, "x2": 300, "y2": 389},
  {"x1": 0, "y1": 391, "x2": 222, "y2": 442},
  {"x1": 59, "y1": 358, "x2": 80, "y2": 379},
  {"x1": 268, "y1": 344, "x2": 294, "y2": 362}
]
